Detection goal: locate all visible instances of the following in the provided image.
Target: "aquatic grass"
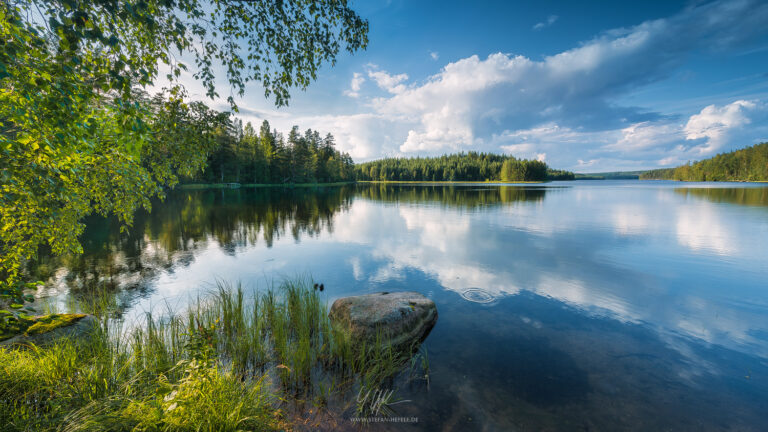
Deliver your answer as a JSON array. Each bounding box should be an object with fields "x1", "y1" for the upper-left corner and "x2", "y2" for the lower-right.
[
  {"x1": 0, "y1": 278, "x2": 430, "y2": 430},
  {"x1": 354, "y1": 386, "x2": 410, "y2": 419},
  {"x1": 409, "y1": 345, "x2": 431, "y2": 388}
]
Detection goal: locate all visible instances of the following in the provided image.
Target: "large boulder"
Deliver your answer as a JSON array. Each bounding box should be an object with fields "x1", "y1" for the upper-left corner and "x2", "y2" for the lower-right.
[
  {"x1": 0, "y1": 314, "x2": 98, "y2": 347},
  {"x1": 329, "y1": 291, "x2": 437, "y2": 349}
]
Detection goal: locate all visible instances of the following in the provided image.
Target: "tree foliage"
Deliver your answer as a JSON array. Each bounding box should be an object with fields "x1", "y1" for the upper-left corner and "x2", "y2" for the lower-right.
[
  {"x1": 354, "y1": 152, "x2": 572, "y2": 182},
  {"x1": 639, "y1": 168, "x2": 676, "y2": 180},
  {"x1": 500, "y1": 158, "x2": 547, "y2": 182},
  {"x1": 0, "y1": 0, "x2": 368, "y2": 292},
  {"x1": 192, "y1": 120, "x2": 355, "y2": 184},
  {"x1": 639, "y1": 143, "x2": 768, "y2": 181}
]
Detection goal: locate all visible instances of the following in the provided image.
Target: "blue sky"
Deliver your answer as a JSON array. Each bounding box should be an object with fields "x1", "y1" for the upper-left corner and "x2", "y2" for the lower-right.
[{"x1": 174, "y1": 0, "x2": 768, "y2": 172}]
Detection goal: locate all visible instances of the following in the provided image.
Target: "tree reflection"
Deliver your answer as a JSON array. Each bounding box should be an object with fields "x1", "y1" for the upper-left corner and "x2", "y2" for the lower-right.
[
  {"x1": 356, "y1": 184, "x2": 546, "y2": 208},
  {"x1": 26, "y1": 186, "x2": 353, "y2": 309},
  {"x1": 675, "y1": 187, "x2": 768, "y2": 207}
]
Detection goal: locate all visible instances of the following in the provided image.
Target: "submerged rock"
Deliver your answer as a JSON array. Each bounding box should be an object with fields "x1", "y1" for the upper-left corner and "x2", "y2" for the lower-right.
[
  {"x1": 0, "y1": 314, "x2": 98, "y2": 347},
  {"x1": 329, "y1": 291, "x2": 437, "y2": 349}
]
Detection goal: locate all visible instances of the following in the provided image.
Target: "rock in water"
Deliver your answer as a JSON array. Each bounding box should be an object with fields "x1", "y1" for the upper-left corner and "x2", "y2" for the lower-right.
[{"x1": 329, "y1": 291, "x2": 437, "y2": 349}]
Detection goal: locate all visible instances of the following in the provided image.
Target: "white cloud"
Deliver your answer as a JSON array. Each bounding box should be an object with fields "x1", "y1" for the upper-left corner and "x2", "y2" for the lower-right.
[
  {"x1": 684, "y1": 100, "x2": 757, "y2": 154},
  {"x1": 400, "y1": 123, "x2": 473, "y2": 153},
  {"x1": 533, "y1": 15, "x2": 558, "y2": 31},
  {"x1": 363, "y1": 0, "x2": 768, "y2": 165},
  {"x1": 430, "y1": 51, "x2": 439, "y2": 60},
  {"x1": 610, "y1": 121, "x2": 684, "y2": 151},
  {"x1": 274, "y1": 113, "x2": 404, "y2": 160},
  {"x1": 343, "y1": 72, "x2": 366, "y2": 98},
  {"x1": 232, "y1": 104, "x2": 406, "y2": 160},
  {"x1": 203, "y1": 0, "x2": 768, "y2": 169},
  {"x1": 595, "y1": 100, "x2": 766, "y2": 167},
  {"x1": 367, "y1": 66, "x2": 409, "y2": 94},
  {"x1": 500, "y1": 142, "x2": 534, "y2": 155}
]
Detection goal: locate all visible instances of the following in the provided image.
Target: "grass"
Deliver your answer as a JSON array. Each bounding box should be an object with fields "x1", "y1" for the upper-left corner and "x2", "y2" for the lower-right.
[{"x1": 0, "y1": 279, "x2": 430, "y2": 430}]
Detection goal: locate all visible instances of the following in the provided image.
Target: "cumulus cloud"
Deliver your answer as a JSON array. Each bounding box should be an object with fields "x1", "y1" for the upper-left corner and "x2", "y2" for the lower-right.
[
  {"x1": 361, "y1": 0, "x2": 768, "y2": 168},
  {"x1": 533, "y1": 15, "x2": 558, "y2": 30},
  {"x1": 606, "y1": 121, "x2": 684, "y2": 152},
  {"x1": 496, "y1": 124, "x2": 611, "y2": 164},
  {"x1": 684, "y1": 100, "x2": 757, "y2": 153},
  {"x1": 343, "y1": 72, "x2": 366, "y2": 98},
  {"x1": 366, "y1": 66, "x2": 409, "y2": 94},
  {"x1": 430, "y1": 51, "x2": 439, "y2": 60},
  {"x1": 597, "y1": 100, "x2": 767, "y2": 167},
  {"x1": 255, "y1": 112, "x2": 406, "y2": 160},
  {"x1": 224, "y1": 0, "x2": 768, "y2": 170}
]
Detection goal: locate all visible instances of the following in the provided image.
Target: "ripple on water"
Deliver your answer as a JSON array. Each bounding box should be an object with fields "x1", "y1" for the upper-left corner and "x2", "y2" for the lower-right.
[{"x1": 460, "y1": 287, "x2": 498, "y2": 305}]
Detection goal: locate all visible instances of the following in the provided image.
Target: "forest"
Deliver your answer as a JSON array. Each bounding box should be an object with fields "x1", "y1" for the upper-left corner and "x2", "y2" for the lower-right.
[
  {"x1": 188, "y1": 119, "x2": 355, "y2": 185},
  {"x1": 354, "y1": 152, "x2": 575, "y2": 182},
  {"x1": 639, "y1": 142, "x2": 768, "y2": 181},
  {"x1": 0, "y1": 0, "x2": 367, "y2": 292}
]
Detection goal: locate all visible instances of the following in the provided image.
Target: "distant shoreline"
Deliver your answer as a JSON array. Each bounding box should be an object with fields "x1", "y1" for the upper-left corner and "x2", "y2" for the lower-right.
[{"x1": 175, "y1": 179, "x2": 768, "y2": 190}]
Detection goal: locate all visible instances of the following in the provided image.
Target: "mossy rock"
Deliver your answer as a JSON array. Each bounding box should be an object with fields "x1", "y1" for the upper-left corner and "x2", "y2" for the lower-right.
[
  {"x1": 329, "y1": 291, "x2": 437, "y2": 350},
  {"x1": 0, "y1": 314, "x2": 97, "y2": 347}
]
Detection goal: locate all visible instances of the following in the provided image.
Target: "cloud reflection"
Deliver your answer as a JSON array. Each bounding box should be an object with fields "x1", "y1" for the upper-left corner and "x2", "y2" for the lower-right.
[{"x1": 335, "y1": 184, "x2": 768, "y2": 358}]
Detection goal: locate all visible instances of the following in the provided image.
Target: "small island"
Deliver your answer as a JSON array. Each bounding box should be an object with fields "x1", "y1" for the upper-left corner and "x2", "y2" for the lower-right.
[{"x1": 354, "y1": 152, "x2": 574, "y2": 182}]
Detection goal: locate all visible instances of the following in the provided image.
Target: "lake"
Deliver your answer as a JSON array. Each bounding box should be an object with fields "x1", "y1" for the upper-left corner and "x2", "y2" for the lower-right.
[{"x1": 30, "y1": 181, "x2": 768, "y2": 431}]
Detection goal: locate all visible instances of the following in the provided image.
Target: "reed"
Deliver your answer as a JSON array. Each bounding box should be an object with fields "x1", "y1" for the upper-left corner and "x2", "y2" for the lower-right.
[{"x1": 0, "y1": 279, "x2": 428, "y2": 430}]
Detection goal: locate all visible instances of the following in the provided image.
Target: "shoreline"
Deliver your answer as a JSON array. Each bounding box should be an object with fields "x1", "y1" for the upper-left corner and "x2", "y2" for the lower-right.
[{"x1": 176, "y1": 179, "x2": 768, "y2": 189}]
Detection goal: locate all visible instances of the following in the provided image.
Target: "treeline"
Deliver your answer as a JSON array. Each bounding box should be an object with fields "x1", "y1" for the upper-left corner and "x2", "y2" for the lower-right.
[
  {"x1": 575, "y1": 171, "x2": 644, "y2": 180},
  {"x1": 639, "y1": 168, "x2": 675, "y2": 180},
  {"x1": 639, "y1": 142, "x2": 768, "y2": 181},
  {"x1": 547, "y1": 169, "x2": 577, "y2": 180},
  {"x1": 187, "y1": 120, "x2": 355, "y2": 184},
  {"x1": 354, "y1": 152, "x2": 574, "y2": 182}
]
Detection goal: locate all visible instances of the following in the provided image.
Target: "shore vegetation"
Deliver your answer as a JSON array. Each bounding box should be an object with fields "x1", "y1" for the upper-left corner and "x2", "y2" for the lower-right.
[
  {"x1": 0, "y1": 280, "x2": 429, "y2": 431},
  {"x1": 354, "y1": 152, "x2": 575, "y2": 182},
  {"x1": 0, "y1": 0, "x2": 368, "y2": 307},
  {"x1": 639, "y1": 142, "x2": 768, "y2": 181}
]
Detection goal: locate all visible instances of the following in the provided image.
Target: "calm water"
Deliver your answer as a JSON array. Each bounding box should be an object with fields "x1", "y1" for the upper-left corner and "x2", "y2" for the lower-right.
[{"x1": 31, "y1": 181, "x2": 768, "y2": 431}]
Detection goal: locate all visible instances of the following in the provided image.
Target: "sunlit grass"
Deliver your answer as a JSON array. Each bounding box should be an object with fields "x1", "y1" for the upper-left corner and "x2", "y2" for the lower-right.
[{"x1": 0, "y1": 279, "x2": 430, "y2": 430}]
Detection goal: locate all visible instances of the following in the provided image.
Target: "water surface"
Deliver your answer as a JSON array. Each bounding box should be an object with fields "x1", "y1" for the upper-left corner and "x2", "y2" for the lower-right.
[{"x1": 31, "y1": 181, "x2": 768, "y2": 431}]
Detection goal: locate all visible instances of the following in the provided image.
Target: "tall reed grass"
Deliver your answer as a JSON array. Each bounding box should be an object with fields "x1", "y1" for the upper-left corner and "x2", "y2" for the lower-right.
[{"x1": 0, "y1": 279, "x2": 430, "y2": 430}]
